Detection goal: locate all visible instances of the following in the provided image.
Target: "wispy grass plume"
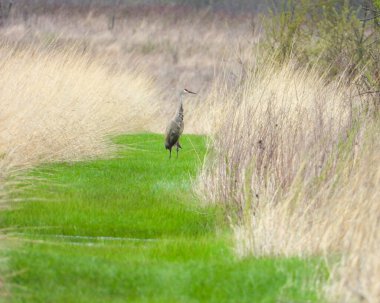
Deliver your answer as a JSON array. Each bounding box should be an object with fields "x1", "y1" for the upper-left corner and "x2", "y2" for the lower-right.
[
  {"x1": 196, "y1": 58, "x2": 379, "y2": 302},
  {"x1": 0, "y1": 44, "x2": 161, "y2": 171}
]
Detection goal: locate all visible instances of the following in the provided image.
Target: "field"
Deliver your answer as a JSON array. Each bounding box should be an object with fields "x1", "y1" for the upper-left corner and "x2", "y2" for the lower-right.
[
  {"x1": 2, "y1": 134, "x2": 326, "y2": 302},
  {"x1": 0, "y1": 1, "x2": 379, "y2": 302}
]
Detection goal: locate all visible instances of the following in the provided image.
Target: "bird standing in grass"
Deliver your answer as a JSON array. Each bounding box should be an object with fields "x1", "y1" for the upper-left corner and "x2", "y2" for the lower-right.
[{"x1": 165, "y1": 88, "x2": 196, "y2": 159}]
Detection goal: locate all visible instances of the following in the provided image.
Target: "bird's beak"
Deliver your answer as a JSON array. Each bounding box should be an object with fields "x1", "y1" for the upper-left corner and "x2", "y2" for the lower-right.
[{"x1": 184, "y1": 89, "x2": 197, "y2": 94}]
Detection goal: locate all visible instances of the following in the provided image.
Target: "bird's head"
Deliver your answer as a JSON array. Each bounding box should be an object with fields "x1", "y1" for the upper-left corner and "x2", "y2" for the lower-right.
[{"x1": 180, "y1": 88, "x2": 197, "y2": 96}]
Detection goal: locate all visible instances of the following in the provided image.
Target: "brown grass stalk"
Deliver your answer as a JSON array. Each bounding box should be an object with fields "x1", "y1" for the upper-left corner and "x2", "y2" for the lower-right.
[
  {"x1": 0, "y1": 43, "x2": 162, "y2": 171},
  {"x1": 196, "y1": 58, "x2": 379, "y2": 302}
]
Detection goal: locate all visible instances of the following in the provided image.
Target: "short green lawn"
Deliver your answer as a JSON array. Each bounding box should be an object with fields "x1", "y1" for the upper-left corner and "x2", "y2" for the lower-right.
[{"x1": 1, "y1": 134, "x2": 327, "y2": 302}]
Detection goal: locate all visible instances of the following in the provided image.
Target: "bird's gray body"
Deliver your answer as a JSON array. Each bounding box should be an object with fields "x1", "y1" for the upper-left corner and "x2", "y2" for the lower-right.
[
  {"x1": 164, "y1": 89, "x2": 195, "y2": 158},
  {"x1": 165, "y1": 118, "x2": 184, "y2": 149}
]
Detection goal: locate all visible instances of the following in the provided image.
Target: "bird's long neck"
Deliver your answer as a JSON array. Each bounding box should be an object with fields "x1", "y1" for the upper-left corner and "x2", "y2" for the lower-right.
[{"x1": 176, "y1": 94, "x2": 184, "y2": 121}]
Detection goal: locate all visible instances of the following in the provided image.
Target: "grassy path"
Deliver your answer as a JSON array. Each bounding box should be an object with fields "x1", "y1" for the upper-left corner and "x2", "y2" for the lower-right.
[{"x1": 1, "y1": 134, "x2": 325, "y2": 302}]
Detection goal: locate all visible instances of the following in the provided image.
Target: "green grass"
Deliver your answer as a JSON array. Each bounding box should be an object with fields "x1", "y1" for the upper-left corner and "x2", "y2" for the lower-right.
[{"x1": 1, "y1": 134, "x2": 327, "y2": 302}]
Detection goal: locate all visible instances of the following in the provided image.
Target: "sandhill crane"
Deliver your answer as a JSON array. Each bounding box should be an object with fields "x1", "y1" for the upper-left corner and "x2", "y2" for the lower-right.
[{"x1": 164, "y1": 88, "x2": 196, "y2": 159}]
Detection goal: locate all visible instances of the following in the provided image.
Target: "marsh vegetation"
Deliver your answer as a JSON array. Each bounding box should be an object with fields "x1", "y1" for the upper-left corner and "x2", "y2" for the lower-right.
[{"x1": 0, "y1": 1, "x2": 379, "y2": 302}]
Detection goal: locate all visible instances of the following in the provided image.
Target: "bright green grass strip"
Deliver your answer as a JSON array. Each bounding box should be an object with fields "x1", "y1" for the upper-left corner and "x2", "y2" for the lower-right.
[
  {"x1": 4, "y1": 134, "x2": 217, "y2": 238},
  {"x1": 1, "y1": 134, "x2": 327, "y2": 302}
]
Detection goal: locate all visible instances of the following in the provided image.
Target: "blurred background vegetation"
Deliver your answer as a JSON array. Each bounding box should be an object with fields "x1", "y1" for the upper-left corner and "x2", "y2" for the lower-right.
[
  {"x1": 2, "y1": 0, "x2": 379, "y2": 93},
  {"x1": 263, "y1": 0, "x2": 380, "y2": 100},
  {"x1": 0, "y1": 0, "x2": 378, "y2": 114}
]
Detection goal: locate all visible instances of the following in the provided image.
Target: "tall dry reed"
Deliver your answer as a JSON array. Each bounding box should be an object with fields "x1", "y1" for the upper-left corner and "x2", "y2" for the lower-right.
[
  {"x1": 198, "y1": 60, "x2": 355, "y2": 213},
  {"x1": 0, "y1": 44, "x2": 162, "y2": 171},
  {"x1": 326, "y1": 121, "x2": 380, "y2": 302},
  {"x1": 0, "y1": 42, "x2": 166, "y2": 218},
  {"x1": 197, "y1": 59, "x2": 379, "y2": 302}
]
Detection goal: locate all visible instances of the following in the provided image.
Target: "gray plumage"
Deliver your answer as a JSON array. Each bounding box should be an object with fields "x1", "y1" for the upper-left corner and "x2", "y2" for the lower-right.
[{"x1": 165, "y1": 88, "x2": 196, "y2": 159}]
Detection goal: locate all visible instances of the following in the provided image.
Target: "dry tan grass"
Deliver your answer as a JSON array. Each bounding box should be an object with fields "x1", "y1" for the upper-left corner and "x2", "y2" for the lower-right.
[
  {"x1": 0, "y1": 43, "x2": 163, "y2": 199},
  {"x1": 326, "y1": 122, "x2": 380, "y2": 303},
  {"x1": 197, "y1": 60, "x2": 355, "y2": 210},
  {"x1": 0, "y1": 7, "x2": 256, "y2": 107},
  {"x1": 196, "y1": 59, "x2": 379, "y2": 302}
]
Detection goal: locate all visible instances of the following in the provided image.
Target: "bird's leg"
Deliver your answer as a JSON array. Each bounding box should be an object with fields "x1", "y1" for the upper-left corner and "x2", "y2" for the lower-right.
[
  {"x1": 176, "y1": 141, "x2": 181, "y2": 158},
  {"x1": 169, "y1": 148, "x2": 172, "y2": 159}
]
